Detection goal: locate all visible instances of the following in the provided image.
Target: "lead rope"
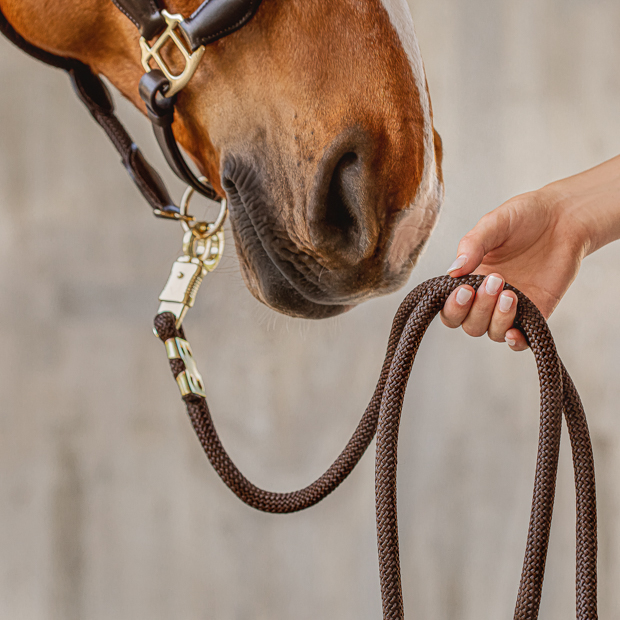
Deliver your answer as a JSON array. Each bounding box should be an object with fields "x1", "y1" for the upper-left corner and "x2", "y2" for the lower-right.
[{"x1": 153, "y1": 274, "x2": 597, "y2": 620}]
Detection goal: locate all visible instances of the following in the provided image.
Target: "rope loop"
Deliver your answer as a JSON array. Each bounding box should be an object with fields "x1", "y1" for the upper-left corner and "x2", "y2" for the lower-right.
[{"x1": 154, "y1": 274, "x2": 597, "y2": 619}]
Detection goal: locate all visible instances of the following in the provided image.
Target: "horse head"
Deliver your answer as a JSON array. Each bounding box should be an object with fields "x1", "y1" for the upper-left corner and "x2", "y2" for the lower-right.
[{"x1": 4, "y1": 0, "x2": 444, "y2": 318}]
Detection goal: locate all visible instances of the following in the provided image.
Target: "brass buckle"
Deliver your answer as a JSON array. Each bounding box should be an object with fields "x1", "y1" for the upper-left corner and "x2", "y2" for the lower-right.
[{"x1": 140, "y1": 10, "x2": 205, "y2": 98}]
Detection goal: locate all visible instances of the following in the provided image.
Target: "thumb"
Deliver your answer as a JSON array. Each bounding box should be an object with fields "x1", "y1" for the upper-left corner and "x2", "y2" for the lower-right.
[{"x1": 447, "y1": 209, "x2": 512, "y2": 276}]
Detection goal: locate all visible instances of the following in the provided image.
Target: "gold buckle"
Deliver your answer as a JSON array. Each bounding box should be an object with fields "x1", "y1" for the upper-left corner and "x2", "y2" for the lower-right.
[
  {"x1": 140, "y1": 10, "x2": 205, "y2": 98},
  {"x1": 165, "y1": 337, "x2": 206, "y2": 398}
]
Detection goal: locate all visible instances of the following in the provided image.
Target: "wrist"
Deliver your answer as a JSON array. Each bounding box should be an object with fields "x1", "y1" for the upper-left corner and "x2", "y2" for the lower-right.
[
  {"x1": 535, "y1": 184, "x2": 593, "y2": 258},
  {"x1": 540, "y1": 155, "x2": 620, "y2": 257}
]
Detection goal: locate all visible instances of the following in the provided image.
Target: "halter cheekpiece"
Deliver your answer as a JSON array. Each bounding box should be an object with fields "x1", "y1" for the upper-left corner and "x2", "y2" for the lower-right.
[
  {"x1": 114, "y1": 0, "x2": 264, "y2": 207},
  {"x1": 0, "y1": 0, "x2": 264, "y2": 221}
]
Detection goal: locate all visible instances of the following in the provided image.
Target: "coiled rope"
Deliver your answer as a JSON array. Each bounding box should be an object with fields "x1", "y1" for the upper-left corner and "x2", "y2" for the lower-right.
[{"x1": 154, "y1": 274, "x2": 597, "y2": 619}]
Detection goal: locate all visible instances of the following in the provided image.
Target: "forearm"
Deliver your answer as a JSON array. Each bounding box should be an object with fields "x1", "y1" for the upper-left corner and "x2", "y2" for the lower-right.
[{"x1": 543, "y1": 154, "x2": 620, "y2": 256}]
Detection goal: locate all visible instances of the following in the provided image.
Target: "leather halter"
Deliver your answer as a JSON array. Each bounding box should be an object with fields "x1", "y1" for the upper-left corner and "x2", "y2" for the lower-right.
[
  {"x1": 114, "y1": 0, "x2": 263, "y2": 50},
  {"x1": 114, "y1": 0, "x2": 264, "y2": 203},
  {"x1": 0, "y1": 0, "x2": 264, "y2": 218}
]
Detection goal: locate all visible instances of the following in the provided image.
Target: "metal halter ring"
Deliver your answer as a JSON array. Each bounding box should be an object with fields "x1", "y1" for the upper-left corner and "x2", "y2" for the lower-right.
[
  {"x1": 139, "y1": 10, "x2": 206, "y2": 98},
  {"x1": 179, "y1": 177, "x2": 228, "y2": 236}
]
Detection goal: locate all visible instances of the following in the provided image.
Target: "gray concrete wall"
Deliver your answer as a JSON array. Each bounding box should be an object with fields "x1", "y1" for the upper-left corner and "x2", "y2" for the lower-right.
[{"x1": 1, "y1": 0, "x2": 619, "y2": 618}]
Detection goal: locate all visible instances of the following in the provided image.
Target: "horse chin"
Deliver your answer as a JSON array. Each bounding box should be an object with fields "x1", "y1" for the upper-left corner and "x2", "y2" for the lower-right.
[
  {"x1": 236, "y1": 245, "x2": 354, "y2": 319},
  {"x1": 221, "y1": 155, "x2": 443, "y2": 319}
]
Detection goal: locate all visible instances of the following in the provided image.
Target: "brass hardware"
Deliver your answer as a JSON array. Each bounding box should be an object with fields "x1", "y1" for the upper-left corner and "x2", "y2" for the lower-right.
[
  {"x1": 156, "y1": 180, "x2": 228, "y2": 331},
  {"x1": 165, "y1": 337, "x2": 181, "y2": 360},
  {"x1": 158, "y1": 256, "x2": 206, "y2": 326},
  {"x1": 164, "y1": 337, "x2": 206, "y2": 397},
  {"x1": 140, "y1": 10, "x2": 205, "y2": 98},
  {"x1": 152, "y1": 208, "x2": 196, "y2": 223},
  {"x1": 180, "y1": 182, "x2": 227, "y2": 236},
  {"x1": 157, "y1": 228, "x2": 225, "y2": 327},
  {"x1": 202, "y1": 229, "x2": 225, "y2": 272}
]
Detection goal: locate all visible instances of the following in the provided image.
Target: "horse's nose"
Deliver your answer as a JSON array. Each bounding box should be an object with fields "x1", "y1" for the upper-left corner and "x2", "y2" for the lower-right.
[{"x1": 307, "y1": 139, "x2": 379, "y2": 265}]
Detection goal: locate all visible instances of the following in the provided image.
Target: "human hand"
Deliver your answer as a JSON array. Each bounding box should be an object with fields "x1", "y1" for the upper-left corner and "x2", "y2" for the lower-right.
[
  {"x1": 441, "y1": 187, "x2": 589, "y2": 349},
  {"x1": 442, "y1": 156, "x2": 620, "y2": 350},
  {"x1": 440, "y1": 188, "x2": 592, "y2": 350}
]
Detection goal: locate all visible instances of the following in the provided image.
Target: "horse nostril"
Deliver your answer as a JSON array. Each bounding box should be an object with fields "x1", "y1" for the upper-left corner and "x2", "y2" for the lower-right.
[
  {"x1": 309, "y1": 150, "x2": 377, "y2": 263},
  {"x1": 325, "y1": 152, "x2": 359, "y2": 236}
]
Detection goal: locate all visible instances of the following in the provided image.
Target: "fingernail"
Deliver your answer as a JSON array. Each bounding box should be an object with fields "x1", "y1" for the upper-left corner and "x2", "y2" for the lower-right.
[
  {"x1": 455, "y1": 287, "x2": 473, "y2": 306},
  {"x1": 505, "y1": 336, "x2": 516, "y2": 347},
  {"x1": 498, "y1": 293, "x2": 514, "y2": 313},
  {"x1": 447, "y1": 255, "x2": 467, "y2": 273},
  {"x1": 485, "y1": 275, "x2": 503, "y2": 295}
]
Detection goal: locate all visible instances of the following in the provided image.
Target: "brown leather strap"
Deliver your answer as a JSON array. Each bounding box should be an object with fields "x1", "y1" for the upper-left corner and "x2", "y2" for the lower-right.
[
  {"x1": 155, "y1": 274, "x2": 598, "y2": 619},
  {"x1": 111, "y1": 0, "x2": 166, "y2": 40},
  {"x1": 180, "y1": 0, "x2": 264, "y2": 50},
  {"x1": 139, "y1": 70, "x2": 219, "y2": 201},
  {"x1": 0, "y1": 8, "x2": 182, "y2": 219},
  {"x1": 1, "y1": 0, "x2": 265, "y2": 213},
  {"x1": 113, "y1": 0, "x2": 264, "y2": 51},
  {"x1": 114, "y1": 0, "x2": 265, "y2": 203}
]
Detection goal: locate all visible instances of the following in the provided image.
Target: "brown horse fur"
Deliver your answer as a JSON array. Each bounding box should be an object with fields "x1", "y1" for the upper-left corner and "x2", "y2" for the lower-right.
[{"x1": 2, "y1": 0, "x2": 444, "y2": 318}]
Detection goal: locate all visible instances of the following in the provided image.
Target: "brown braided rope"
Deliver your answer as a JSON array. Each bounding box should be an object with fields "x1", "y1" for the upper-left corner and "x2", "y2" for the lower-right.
[{"x1": 154, "y1": 274, "x2": 597, "y2": 619}]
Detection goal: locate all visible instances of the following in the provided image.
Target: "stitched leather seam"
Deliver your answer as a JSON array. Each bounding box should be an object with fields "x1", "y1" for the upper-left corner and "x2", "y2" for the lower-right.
[
  {"x1": 131, "y1": 156, "x2": 164, "y2": 206},
  {"x1": 95, "y1": 111, "x2": 163, "y2": 207},
  {"x1": 189, "y1": 0, "x2": 214, "y2": 21},
  {"x1": 191, "y1": 0, "x2": 261, "y2": 46},
  {"x1": 127, "y1": 148, "x2": 162, "y2": 206},
  {"x1": 112, "y1": 0, "x2": 164, "y2": 32},
  {"x1": 112, "y1": 0, "x2": 140, "y2": 29}
]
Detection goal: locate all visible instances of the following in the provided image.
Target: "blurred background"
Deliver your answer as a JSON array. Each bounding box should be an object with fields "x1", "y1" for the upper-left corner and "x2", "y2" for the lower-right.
[{"x1": 1, "y1": 0, "x2": 620, "y2": 618}]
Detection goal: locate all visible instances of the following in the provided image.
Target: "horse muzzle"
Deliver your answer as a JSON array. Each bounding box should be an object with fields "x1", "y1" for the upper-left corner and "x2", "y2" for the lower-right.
[{"x1": 222, "y1": 150, "x2": 440, "y2": 319}]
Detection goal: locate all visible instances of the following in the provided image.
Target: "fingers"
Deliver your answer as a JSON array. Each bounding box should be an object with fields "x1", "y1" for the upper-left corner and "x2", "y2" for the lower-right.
[
  {"x1": 505, "y1": 327, "x2": 529, "y2": 351},
  {"x1": 440, "y1": 285, "x2": 475, "y2": 328},
  {"x1": 447, "y1": 209, "x2": 512, "y2": 277},
  {"x1": 440, "y1": 274, "x2": 529, "y2": 351},
  {"x1": 487, "y1": 290, "x2": 518, "y2": 342},
  {"x1": 461, "y1": 274, "x2": 505, "y2": 337}
]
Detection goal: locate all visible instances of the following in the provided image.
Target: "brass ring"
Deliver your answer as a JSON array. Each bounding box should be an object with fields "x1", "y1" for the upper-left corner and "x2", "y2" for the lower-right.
[{"x1": 180, "y1": 177, "x2": 228, "y2": 235}]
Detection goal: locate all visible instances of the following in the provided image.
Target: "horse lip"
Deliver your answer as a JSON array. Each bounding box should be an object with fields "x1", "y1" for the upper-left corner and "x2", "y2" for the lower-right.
[
  {"x1": 233, "y1": 200, "x2": 353, "y2": 312},
  {"x1": 222, "y1": 160, "x2": 354, "y2": 317}
]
